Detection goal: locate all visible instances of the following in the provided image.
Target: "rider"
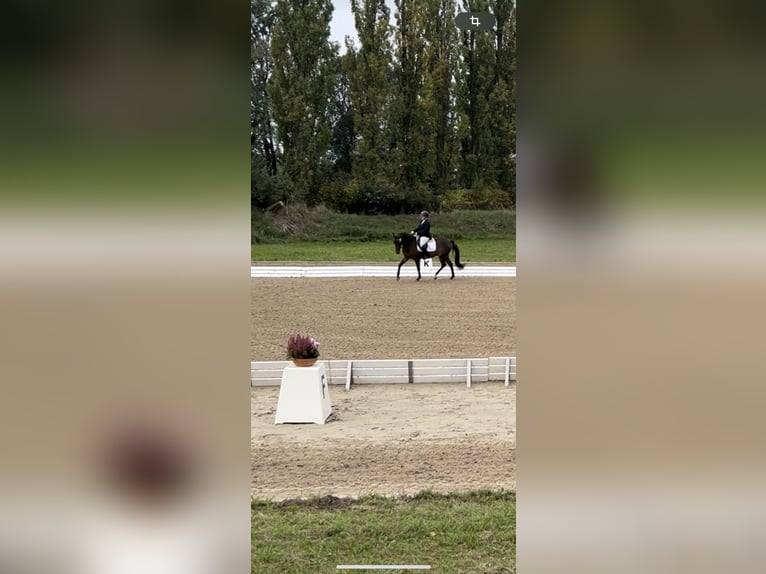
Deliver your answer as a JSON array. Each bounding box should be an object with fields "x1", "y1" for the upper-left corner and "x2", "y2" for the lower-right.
[{"x1": 412, "y1": 210, "x2": 432, "y2": 256}]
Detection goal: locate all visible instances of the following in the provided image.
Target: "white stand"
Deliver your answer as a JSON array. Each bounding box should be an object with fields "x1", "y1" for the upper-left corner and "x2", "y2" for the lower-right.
[{"x1": 274, "y1": 363, "x2": 332, "y2": 424}]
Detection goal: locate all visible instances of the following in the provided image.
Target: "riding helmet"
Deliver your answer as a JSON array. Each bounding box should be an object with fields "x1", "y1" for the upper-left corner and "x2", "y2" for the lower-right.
[{"x1": 420, "y1": 210, "x2": 429, "y2": 217}]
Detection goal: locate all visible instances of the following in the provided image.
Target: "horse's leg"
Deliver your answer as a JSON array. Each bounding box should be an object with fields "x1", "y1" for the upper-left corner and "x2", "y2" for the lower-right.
[
  {"x1": 397, "y1": 257, "x2": 408, "y2": 280},
  {"x1": 434, "y1": 255, "x2": 447, "y2": 279},
  {"x1": 447, "y1": 257, "x2": 455, "y2": 279},
  {"x1": 414, "y1": 257, "x2": 422, "y2": 280}
]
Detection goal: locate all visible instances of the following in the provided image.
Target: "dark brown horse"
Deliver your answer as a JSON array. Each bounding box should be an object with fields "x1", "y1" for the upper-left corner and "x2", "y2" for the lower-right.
[{"x1": 393, "y1": 233, "x2": 465, "y2": 280}]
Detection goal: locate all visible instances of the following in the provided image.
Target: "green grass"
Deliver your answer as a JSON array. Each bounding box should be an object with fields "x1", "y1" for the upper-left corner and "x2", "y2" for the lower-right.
[
  {"x1": 251, "y1": 490, "x2": 516, "y2": 574},
  {"x1": 251, "y1": 238, "x2": 515, "y2": 263}
]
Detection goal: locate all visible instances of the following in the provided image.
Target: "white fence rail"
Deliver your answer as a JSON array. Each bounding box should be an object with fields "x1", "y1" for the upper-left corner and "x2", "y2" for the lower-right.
[
  {"x1": 251, "y1": 265, "x2": 516, "y2": 278},
  {"x1": 251, "y1": 357, "x2": 516, "y2": 389}
]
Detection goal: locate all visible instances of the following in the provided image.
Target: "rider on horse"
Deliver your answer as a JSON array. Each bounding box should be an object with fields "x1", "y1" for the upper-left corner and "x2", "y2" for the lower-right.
[{"x1": 412, "y1": 211, "x2": 432, "y2": 256}]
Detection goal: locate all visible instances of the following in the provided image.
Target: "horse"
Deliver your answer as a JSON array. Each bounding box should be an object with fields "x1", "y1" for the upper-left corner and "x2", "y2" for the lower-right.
[{"x1": 393, "y1": 233, "x2": 465, "y2": 280}]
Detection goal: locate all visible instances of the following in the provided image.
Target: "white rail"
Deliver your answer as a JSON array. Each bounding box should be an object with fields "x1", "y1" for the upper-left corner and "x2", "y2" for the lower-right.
[
  {"x1": 251, "y1": 265, "x2": 516, "y2": 278},
  {"x1": 251, "y1": 357, "x2": 517, "y2": 388}
]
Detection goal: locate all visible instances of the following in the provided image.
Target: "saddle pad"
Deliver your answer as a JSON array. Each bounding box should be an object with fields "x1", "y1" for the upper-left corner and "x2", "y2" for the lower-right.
[{"x1": 423, "y1": 239, "x2": 436, "y2": 252}]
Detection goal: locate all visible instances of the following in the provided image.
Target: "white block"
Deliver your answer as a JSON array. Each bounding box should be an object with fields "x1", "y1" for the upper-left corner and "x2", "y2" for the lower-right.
[{"x1": 274, "y1": 363, "x2": 332, "y2": 424}]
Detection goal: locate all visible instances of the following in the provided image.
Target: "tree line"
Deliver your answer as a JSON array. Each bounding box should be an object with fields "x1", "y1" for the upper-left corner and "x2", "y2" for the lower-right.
[{"x1": 252, "y1": 0, "x2": 515, "y2": 215}]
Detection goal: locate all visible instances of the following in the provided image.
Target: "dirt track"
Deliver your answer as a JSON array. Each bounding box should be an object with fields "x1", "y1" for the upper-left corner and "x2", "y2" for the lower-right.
[
  {"x1": 251, "y1": 277, "x2": 516, "y2": 360},
  {"x1": 251, "y1": 277, "x2": 516, "y2": 499}
]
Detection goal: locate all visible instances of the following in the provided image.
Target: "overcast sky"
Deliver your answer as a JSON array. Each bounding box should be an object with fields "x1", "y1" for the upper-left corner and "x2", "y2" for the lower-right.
[
  {"x1": 329, "y1": 0, "x2": 397, "y2": 52},
  {"x1": 328, "y1": 2, "x2": 511, "y2": 51}
]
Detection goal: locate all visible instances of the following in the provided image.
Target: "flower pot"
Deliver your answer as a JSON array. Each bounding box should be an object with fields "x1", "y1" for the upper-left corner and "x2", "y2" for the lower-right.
[{"x1": 292, "y1": 358, "x2": 318, "y2": 367}]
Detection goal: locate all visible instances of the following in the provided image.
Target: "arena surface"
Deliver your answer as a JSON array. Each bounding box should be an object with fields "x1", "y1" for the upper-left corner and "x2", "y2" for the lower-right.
[
  {"x1": 251, "y1": 276, "x2": 516, "y2": 499},
  {"x1": 251, "y1": 277, "x2": 516, "y2": 361}
]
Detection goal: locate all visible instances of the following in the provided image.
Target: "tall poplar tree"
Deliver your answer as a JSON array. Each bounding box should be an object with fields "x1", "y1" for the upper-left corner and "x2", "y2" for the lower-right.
[
  {"x1": 422, "y1": 0, "x2": 459, "y2": 197},
  {"x1": 391, "y1": 0, "x2": 436, "y2": 205},
  {"x1": 455, "y1": 0, "x2": 515, "y2": 205},
  {"x1": 269, "y1": 0, "x2": 338, "y2": 203},
  {"x1": 456, "y1": 0, "x2": 496, "y2": 190},
  {"x1": 329, "y1": 55, "x2": 356, "y2": 177},
  {"x1": 487, "y1": 0, "x2": 516, "y2": 202},
  {"x1": 251, "y1": 0, "x2": 277, "y2": 208},
  {"x1": 344, "y1": 0, "x2": 394, "y2": 188}
]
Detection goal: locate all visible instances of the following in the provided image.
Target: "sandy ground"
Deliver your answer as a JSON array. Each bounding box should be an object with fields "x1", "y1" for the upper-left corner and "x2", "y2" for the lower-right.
[
  {"x1": 251, "y1": 382, "x2": 515, "y2": 499},
  {"x1": 251, "y1": 277, "x2": 516, "y2": 360},
  {"x1": 251, "y1": 276, "x2": 516, "y2": 499}
]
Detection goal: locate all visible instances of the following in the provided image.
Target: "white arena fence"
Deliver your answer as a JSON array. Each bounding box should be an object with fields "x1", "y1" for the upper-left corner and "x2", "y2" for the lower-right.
[
  {"x1": 251, "y1": 357, "x2": 516, "y2": 390},
  {"x1": 251, "y1": 265, "x2": 516, "y2": 278}
]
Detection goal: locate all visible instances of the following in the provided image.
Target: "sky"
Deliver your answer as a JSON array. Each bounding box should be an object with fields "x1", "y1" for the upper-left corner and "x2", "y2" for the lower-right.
[{"x1": 329, "y1": 0, "x2": 397, "y2": 52}]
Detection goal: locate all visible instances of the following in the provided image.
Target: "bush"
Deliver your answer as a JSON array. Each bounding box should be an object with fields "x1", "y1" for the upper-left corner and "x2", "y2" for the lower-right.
[
  {"x1": 319, "y1": 177, "x2": 357, "y2": 212},
  {"x1": 251, "y1": 170, "x2": 278, "y2": 210},
  {"x1": 441, "y1": 189, "x2": 474, "y2": 211},
  {"x1": 251, "y1": 210, "x2": 285, "y2": 244},
  {"x1": 441, "y1": 184, "x2": 513, "y2": 212},
  {"x1": 251, "y1": 205, "x2": 515, "y2": 244}
]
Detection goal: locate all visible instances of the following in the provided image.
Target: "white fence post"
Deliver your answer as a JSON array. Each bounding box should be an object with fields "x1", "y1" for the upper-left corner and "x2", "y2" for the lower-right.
[
  {"x1": 504, "y1": 357, "x2": 510, "y2": 386},
  {"x1": 345, "y1": 360, "x2": 353, "y2": 391},
  {"x1": 466, "y1": 359, "x2": 472, "y2": 388}
]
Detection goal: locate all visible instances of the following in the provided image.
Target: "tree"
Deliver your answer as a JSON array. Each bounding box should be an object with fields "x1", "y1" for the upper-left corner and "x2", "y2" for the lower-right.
[
  {"x1": 329, "y1": 54, "x2": 356, "y2": 177},
  {"x1": 319, "y1": 54, "x2": 358, "y2": 213},
  {"x1": 344, "y1": 0, "x2": 394, "y2": 188},
  {"x1": 422, "y1": 0, "x2": 459, "y2": 197},
  {"x1": 269, "y1": 0, "x2": 338, "y2": 203},
  {"x1": 487, "y1": 0, "x2": 516, "y2": 202},
  {"x1": 251, "y1": 0, "x2": 515, "y2": 213},
  {"x1": 455, "y1": 0, "x2": 515, "y2": 205},
  {"x1": 391, "y1": 0, "x2": 437, "y2": 206},
  {"x1": 251, "y1": 0, "x2": 277, "y2": 208}
]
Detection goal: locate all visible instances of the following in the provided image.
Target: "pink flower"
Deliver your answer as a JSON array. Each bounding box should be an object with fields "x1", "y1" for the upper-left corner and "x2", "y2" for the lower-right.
[{"x1": 286, "y1": 334, "x2": 321, "y2": 359}]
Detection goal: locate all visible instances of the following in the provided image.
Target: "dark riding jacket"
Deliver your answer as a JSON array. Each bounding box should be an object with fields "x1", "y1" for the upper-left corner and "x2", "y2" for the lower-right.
[{"x1": 413, "y1": 219, "x2": 431, "y2": 238}]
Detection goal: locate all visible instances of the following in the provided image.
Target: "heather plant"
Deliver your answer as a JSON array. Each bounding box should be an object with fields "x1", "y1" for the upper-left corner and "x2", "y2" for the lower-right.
[{"x1": 286, "y1": 334, "x2": 321, "y2": 359}]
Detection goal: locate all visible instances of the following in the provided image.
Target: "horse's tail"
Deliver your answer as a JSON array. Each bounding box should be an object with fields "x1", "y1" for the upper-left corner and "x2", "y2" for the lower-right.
[{"x1": 452, "y1": 240, "x2": 465, "y2": 269}]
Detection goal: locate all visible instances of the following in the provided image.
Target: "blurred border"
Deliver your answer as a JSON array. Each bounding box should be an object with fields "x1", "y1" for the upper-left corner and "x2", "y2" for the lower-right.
[
  {"x1": 520, "y1": 1, "x2": 766, "y2": 573},
  {"x1": 0, "y1": 1, "x2": 250, "y2": 573}
]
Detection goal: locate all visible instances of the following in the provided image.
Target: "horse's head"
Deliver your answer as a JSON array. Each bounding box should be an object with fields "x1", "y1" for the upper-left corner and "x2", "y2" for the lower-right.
[{"x1": 393, "y1": 233, "x2": 402, "y2": 254}]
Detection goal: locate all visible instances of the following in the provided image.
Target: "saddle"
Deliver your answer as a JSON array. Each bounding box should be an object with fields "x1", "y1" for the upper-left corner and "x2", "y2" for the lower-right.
[{"x1": 416, "y1": 236, "x2": 436, "y2": 253}]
